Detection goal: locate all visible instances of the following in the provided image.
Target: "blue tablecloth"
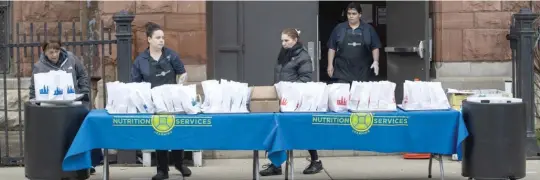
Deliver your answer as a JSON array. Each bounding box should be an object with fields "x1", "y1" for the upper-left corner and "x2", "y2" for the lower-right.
[
  {"x1": 63, "y1": 109, "x2": 468, "y2": 171},
  {"x1": 266, "y1": 109, "x2": 469, "y2": 165},
  {"x1": 62, "y1": 110, "x2": 277, "y2": 171}
]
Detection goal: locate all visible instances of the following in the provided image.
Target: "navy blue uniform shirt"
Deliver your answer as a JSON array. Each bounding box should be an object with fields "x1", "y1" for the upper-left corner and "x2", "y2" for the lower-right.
[
  {"x1": 327, "y1": 21, "x2": 382, "y2": 51},
  {"x1": 131, "y1": 47, "x2": 186, "y2": 83}
]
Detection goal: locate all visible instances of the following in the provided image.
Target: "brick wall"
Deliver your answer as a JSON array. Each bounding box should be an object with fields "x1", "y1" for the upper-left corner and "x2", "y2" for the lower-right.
[
  {"x1": 101, "y1": 1, "x2": 206, "y2": 65},
  {"x1": 11, "y1": 1, "x2": 207, "y2": 78},
  {"x1": 11, "y1": 1, "x2": 82, "y2": 77},
  {"x1": 432, "y1": 1, "x2": 536, "y2": 62}
]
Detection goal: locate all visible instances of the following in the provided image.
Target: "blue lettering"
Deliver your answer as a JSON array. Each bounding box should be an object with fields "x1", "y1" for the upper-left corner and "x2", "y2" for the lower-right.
[{"x1": 39, "y1": 85, "x2": 49, "y2": 95}]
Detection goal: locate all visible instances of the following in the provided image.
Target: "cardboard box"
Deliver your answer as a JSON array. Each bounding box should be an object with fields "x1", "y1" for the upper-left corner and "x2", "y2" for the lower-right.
[
  {"x1": 250, "y1": 86, "x2": 278, "y2": 100},
  {"x1": 448, "y1": 93, "x2": 469, "y2": 106},
  {"x1": 249, "y1": 100, "x2": 279, "y2": 112}
]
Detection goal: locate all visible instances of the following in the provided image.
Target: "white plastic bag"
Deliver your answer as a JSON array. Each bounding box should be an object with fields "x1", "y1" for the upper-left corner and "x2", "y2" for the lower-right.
[
  {"x1": 417, "y1": 82, "x2": 432, "y2": 109},
  {"x1": 105, "y1": 82, "x2": 118, "y2": 113},
  {"x1": 137, "y1": 82, "x2": 155, "y2": 113},
  {"x1": 375, "y1": 81, "x2": 396, "y2": 111},
  {"x1": 167, "y1": 85, "x2": 186, "y2": 113},
  {"x1": 179, "y1": 84, "x2": 201, "y2": 114},
  {"x1": 427, "y1": 82, "x2": 450, "y2": 109},
  {"x1": 220, "y1": 79, "x2": 233, "y2": 112},
  {"x1": 49, "y1": 71, "x2": 65, "y2": 101},
  {"x1": 161, "y1": 85, "x2": 177, "y2": 112},
  {"x1": 60, "y1": 71, "x2": 76, "y2": 100},
  {"x1": 128, "y1": 84, "x2": 148, "y2": 113},
  {"x1": 151, "y1": 85, "x2": 168, "y2": 113},
  {"x1": 316, "y1": 83, "x2": 329, "y2": 112},
  {"x1": 275, "y1": 82, "x2": 301, "y2": 112},
  {"x1": 368, "y1": 82, "x2": 382, "y2": 109},
  {"x1": 402, "y1": 80, "x2": 449, "y2": 110},
  {"x1": 328, "y1": 83, "x2": 350, "y2": 112},
  {"x1": 118, "y1": 84, "x2": 132, "y2": 113},
  {"x1": 349, "y1": 81, "x2": 371, "y2": 112},
  {"x1": 201, "y1": 80, "x2": 223, "y2": 113},
  {"x1": 238, "y1": 83, "x2": 250, "y2": 113},
  {"x1": 402, "y1": 80, "x2": 420, "y2": 110},
  {"x1": 297, "y1": 83, "x2": 316, "y2": 112},
  {"x1": 33, "y1": 72, "x2": 51, "y2": 101},
  {"x1": 105, "y1": 82, "x2": 154, "y2": 114},
  {"x1": 229, "y1": 82, "x2": 243, "y2": 112}
]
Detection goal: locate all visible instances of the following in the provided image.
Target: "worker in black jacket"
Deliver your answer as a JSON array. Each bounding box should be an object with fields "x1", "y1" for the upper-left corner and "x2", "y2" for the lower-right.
[
  {"x1": 327, "y1": 2, "x2": 382, "y2": 84},
  {"x1": 260, "y1": 28, "x2": 324, "y2": 176},
  {"x1": 130, "y1": 22, "x2": 189, "y2": 180}
]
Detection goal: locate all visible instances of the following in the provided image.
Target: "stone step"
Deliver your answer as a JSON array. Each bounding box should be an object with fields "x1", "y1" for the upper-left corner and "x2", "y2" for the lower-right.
[
  {"x1": 433, "y1": 76, "x2": 510, "y2": 90},
  {"x1": 0, "y1": 78, "x2": 31, "y2": 90}
]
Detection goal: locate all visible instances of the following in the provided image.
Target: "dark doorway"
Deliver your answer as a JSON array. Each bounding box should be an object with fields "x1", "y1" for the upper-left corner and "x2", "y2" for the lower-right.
[
  {"x1": 207, "y1": 2, "x2": 318, "y2": 86},
  {"x1": 318, "y1": 1, "x2": 388, "y2": 83}
]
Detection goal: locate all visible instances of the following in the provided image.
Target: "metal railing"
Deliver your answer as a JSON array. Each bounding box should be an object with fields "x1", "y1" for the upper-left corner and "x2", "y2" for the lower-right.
[{"x1": 0, "y1": 11, "x2": 135, "y2": 166}]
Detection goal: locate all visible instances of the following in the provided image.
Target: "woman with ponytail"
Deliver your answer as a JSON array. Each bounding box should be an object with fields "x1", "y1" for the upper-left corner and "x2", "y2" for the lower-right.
[
  {"x1": 259, "y1": 28, "x2": 324, "y2": 176},
  {"x1": 130, "y1": 22, "x2": 190, "y2": 180}
]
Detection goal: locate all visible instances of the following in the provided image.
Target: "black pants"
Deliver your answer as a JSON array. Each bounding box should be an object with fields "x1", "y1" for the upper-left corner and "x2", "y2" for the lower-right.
[
  {"x1": 156, "y1": 150, "x2": 185, "y2": 172},
  {"x1": 91, "y1": 149, "x2": 103, "y2": 167},
  {"x1": 308, "y1": 150, "x2": 319, "y2": 161}
]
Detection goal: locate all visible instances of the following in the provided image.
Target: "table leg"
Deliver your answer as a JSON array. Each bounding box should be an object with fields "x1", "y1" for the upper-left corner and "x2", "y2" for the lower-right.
[
  {"x1": 290, "y1": 150, "x2": 294, "y2": 180},
  {"x1": 253, "y1": 150, "x2": 260, "y2": 180},
  {"x1": 438, "y1": 154, "x2": 445, "y2": 180},
  {"x1": 285, "y1": 151, "x2": 290, "y2": 180},
  {"x1": 428, "y1": 154, "x2": 433, "y2": 178},
  {"x1": 102, "y1": 149, "x2": 109, "y2": 180}
]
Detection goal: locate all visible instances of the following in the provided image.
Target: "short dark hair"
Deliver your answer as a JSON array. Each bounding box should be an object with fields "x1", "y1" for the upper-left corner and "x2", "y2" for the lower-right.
[
  {"x1": 346, "y1": 2, "x2": 362, "y2": 14},
  {"x1": 41, "y1": 39, "x2": 62, "y2": 51},
  {"x1": 145, "y1": 22, "x2": 162, "y2": 38}
]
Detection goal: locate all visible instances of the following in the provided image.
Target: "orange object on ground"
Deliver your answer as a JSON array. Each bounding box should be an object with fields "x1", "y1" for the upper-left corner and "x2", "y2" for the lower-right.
[{"x1": 403, "y1": 153, "x2": 431, "y2": 159}]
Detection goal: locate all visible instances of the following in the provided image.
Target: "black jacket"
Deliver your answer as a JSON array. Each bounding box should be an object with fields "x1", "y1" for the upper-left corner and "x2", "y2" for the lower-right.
[
  {"x1": 131, "y1": 47, "x2": 186, "y2": 83},
  {"x1": 274, "y1": 44, "x2": 313, "y2": 83}
]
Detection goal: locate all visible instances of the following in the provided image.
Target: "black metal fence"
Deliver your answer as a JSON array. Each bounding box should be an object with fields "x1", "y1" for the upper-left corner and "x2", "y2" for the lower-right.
[{"x1": 0, "y1": 11, "x2": 135, "y2": 166}]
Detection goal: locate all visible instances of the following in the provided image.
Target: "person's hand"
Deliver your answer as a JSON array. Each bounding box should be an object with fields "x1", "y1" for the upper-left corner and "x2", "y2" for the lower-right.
[
  {"x1": 327, "y1": 65, "x2": 334, "y2": 77},
  {"x1": 370, "y1": 61, "x2": 379, "y2": 76},
  {"x1": 177, "y1": 73, "x2": 188, "y2": 84}
]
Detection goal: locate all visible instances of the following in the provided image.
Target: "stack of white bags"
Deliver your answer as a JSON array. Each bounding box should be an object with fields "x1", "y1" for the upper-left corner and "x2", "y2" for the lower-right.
[
  {"x1": 274, "y1": 81, "x2": 328, "y2": 112},
  {"x1": 105, "y1": 82, "x2": 201, "y2": 114},
  {"x1": 401, "y1": 80, "x2": 450, "y2": 110},
  {"x1": 349, "y1": 81, "x2": 397, "y2": 112},
  {"x1": 200, "y1": 79, "x2": 250, "y2": 113},
  {"x1": 33, "y1": 70, "x2": 77, "y2": 101},
  {"x1": 152, "y1": 84, "x2": 201, "y2": 114},
  {"x1": 106, "y1": 82, "x2": 154, "y2": 114},
  {"x1": 275, "y1": 81, "x2": 397, "y2": 113}
]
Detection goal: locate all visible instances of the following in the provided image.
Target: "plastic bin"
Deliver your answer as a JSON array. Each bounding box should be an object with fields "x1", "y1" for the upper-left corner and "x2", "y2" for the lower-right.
[
  {"x1": 461, "y1": 97, "x2": 526, "y2": 180},
  {"x1": 24, "y1": 102, "x2": 90, "y2": 180}
]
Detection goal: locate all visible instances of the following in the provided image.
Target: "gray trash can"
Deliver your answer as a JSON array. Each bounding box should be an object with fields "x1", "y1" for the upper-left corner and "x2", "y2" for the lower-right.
[
  {"x1": 461, "y1": 97, "x2": 526, "y2": 180},
  {"x1": 24, "y1": 101, "x2": 90, "y2": 180}
]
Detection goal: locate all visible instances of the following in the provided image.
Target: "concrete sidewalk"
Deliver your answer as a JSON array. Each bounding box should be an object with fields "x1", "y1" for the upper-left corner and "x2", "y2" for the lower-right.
[{"x1": 3, "y1": 156, "x2": 540, "y2": 180}]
